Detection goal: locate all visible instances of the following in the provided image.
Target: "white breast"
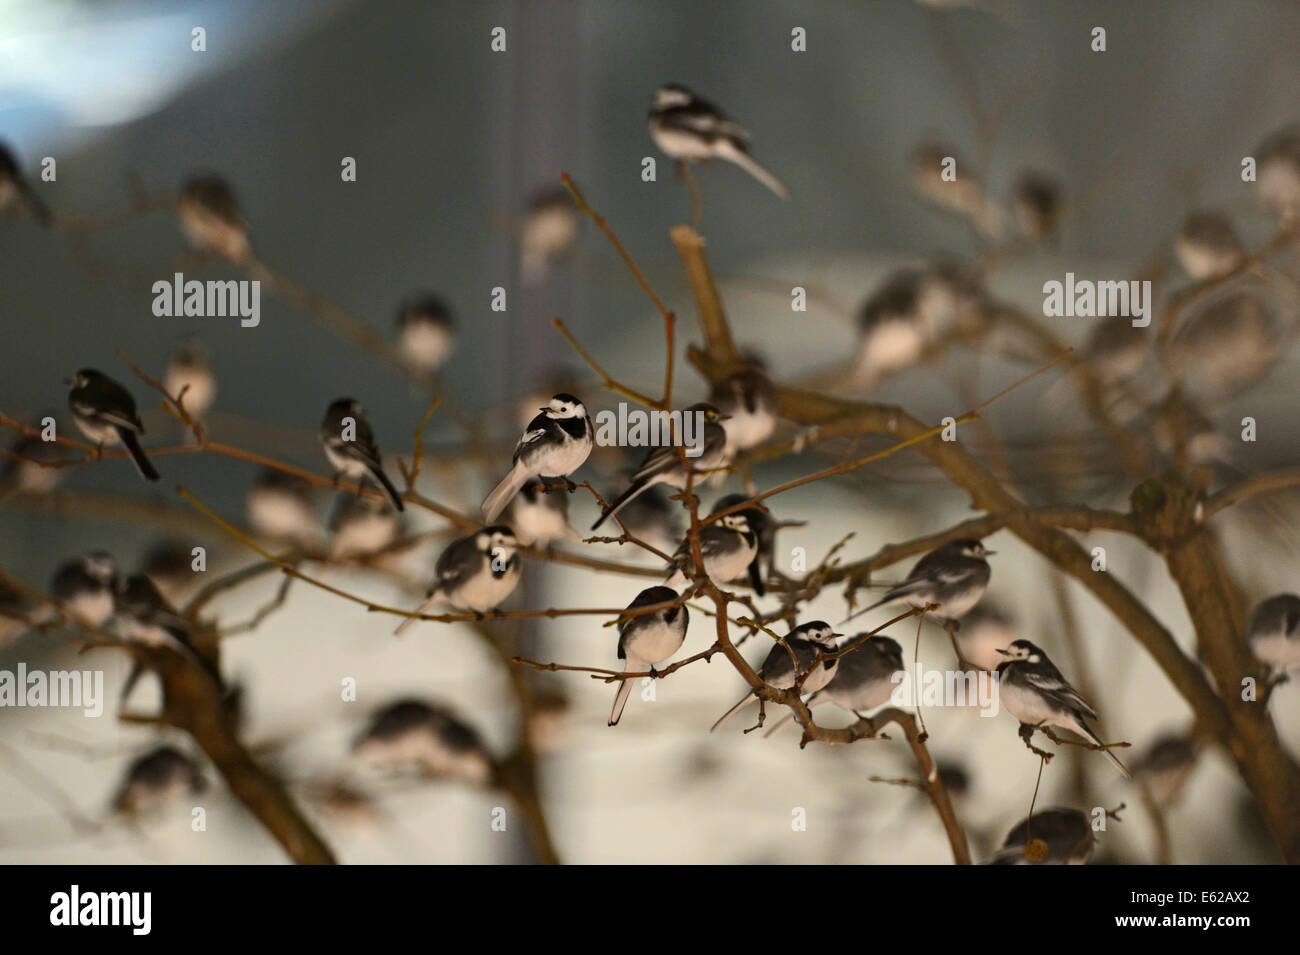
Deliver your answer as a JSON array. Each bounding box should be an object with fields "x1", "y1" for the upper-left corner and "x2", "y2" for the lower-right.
[{"x1": 451, "y1": 563, "x2": 520, "y2": 612}]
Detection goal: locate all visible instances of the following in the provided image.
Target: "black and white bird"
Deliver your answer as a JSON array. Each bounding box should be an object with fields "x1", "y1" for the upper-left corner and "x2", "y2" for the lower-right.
[
  {"x1": 763, "y1": 634, "x2": 904, "y2": 737},
  {"x1": 710, "y1": 621, "x2": 841, "y2": 733},
  {"x1": 351, "y1": 698, "x2": 493, "y2": 785},
  {"x1": 164, "y1": 342, "x2": 216, "y2": 423},
  {"x1": 329, "y1": 492, "x2": 404, "y2": 561},
  {"x1": 989, "y1": 807, "x2": 1094, "y2": 865},
  {"x1": 953, "y1": 603, "x2": 1018, "y2": 671},
  {"x1": 320, "y1": 398, "x2": 405, "y2": 512},
  {"x1": 1132, "y1": 732, "x2": 1199, "y2": 805},
  {"x1": 666, "y1": 505, "x2": 759, "y2": 594},
  {"x1": 609, "y1": 586, "x2": 689, "y2": 726},
  {"x1": 709, "y1": 494, "x2": 803, "y2": 599},
  {"x1": 507, "y1": 479, "x2": 582, "y2": 546},
  {"x1": 648, "y1": 84, "x2": 789, "y2": 199},
  {"x1": 0, "y1": 142, "x2": 51, "y2": 224},
  {"x1": 519, "y1": 186, "x2": 580, "y2": 286},
  {"x1": 395, "y1": 293, "x2": 456, "y2": 375},
  {"x1": 842, "y1": 538, "x2": 993, "y2": 626},
  {"x1": 1011, "y1": 170, "x2": 1063, "y2": 241},
  {"x1": 1165, "y1": 282, "x2": 1281, "y2": 398},
  {"x1": 995, "y1": 639, "x2": 1130, "y2": 778},
  {"x1": 1175, "y1": 212, "x2": 1245, "y2": 281},
  {"x1": 482, "y1": 393, "x2": 592, "y2": 522},
  {"x1": 246, "y1": 468, "x2": 321, "y2": 547},
  {"x1": 909, "y1": 141, "x2": 1001, "y2": 237},
  {"x1": 177, "y1": 174, "x2": 249, "y2": 261},
  {"x1": 592, "y1": 402, "x2": 729, "y2": 530},
  {"x1": 2, "y1": 427, "x2": 67, "y2": 496},
  {"x1": 116, "y1": 573, "x2": 215, "y2": 703},
  {"x1": 709, "y1": 366, "x2": 779, "y2": 459},
  {"x1": 1255, "y1": 124, "x2": 1300, "y2": 221},
  {"x1": 1246, "y1": 593, "x2": 1300, "y2": 670},
  {"x1": 394, "y1": 526, "x2": 521, "y2": 634},
  {"x1": 112, "y1": 745, "x2": 206, "y2": 815},
  {"x1": 67, "y1": 369, "x2": 159, "y2": 481},
  {"x1": 141, "y1": 540, "x2": 197, "y2": 607},
  {"x1": 51, "y1": 552, "x2": 118, "y2": 627}
]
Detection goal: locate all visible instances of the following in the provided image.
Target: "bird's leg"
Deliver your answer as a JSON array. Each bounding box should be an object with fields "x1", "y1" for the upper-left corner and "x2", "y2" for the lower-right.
[
  {"x1": 647, "y1": 665, "x2": 659, "y2": 679},
  {"x1": 94, "y1": 442, "x2": 103, "y2": 461},
  {"x1": 1018, "y1": 722, "x2": 1054, "y2": 762},
  {"x1": 943, "y1": 619, "x2": 975, "y2": 670}
]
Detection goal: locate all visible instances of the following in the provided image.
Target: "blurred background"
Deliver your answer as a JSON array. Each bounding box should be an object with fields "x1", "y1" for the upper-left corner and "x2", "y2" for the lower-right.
[{"x1": 2, "y1": 0, "x2": 1299, "y2": 863}]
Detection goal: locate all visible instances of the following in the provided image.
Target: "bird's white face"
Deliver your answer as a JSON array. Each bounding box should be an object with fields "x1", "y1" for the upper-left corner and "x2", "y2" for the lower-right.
[
  {"x1": 84, "y1": 553, "x2": 116, "y2": 584},
  {"x1": 71, "y1": 372, "x2": 91, "y2": 388},
  {"x1": 999, "y1": 641, "x2": 1039, "y2": 662},
  {"x1": 803, "y1": 624, "x2": 839, "y2": 648},
  {"x1": 544, "y1": 396, "x2": 586, "y2": 419},
  {"x1": 962, "y1": 542, "x2": 991, "y2": 559},
  {"x1": 654, "y1": 87, "x2": 692, "y2": 110},
  {"x1": 721, "y1": 513, "x2": 751, "y2": 535},
  {"x1": 481, "y1": 529, "x2": 518, "y2": 559}
]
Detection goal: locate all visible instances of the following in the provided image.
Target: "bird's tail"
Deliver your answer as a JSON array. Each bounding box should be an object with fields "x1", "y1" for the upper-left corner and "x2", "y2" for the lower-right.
[
  {"x1": 715, "y1": 140, "x2": 789, "y2": 200},
  {"x1": 115, "y1": 427, "x2": 159, "y2": 481},
  {"x1": 368, "y1": 465, "x2": 405, "y2": 512},
  {"x1": 709, "y1": 691, "x2": 758, "y2": 733},
  {"x1": 839, "y1": 595, "x2": 889, "y2": 627},
  {"x1": 481, "y1": 462, "x2": 529, "y2": 523},
  {"x1": 120, "y1": 662, "x2": 146, "y2": 705},
  {"x1": 608, "y1": 660, "x2": 639, "y2": 726},
  {"x1": 1080, "y1": 721, "x2": 1131, "y2": 778},
  {"x1": 591, "y1": 478, "x2": 648, "y2": 530},
  {"x1": 394, "y1": 590, "x2": 440, "y2": 636}
]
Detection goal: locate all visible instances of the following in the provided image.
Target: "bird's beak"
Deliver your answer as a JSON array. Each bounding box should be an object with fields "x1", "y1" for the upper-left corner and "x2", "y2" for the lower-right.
[
  {"x1": 539, "y1": 406, "x2": 550, "y2": 412},
  {"x1": 717, "y1": 413, "x2": 732, "y2": 421},
  {"x1": 831, "y1": 632, "x2": 845, "y2": 639},
  {"x1": 984, "y1": 550, "x2": 997, "y2": 556},
  {"x1": 996, "y1": 647, "x2": 1010, "y2": 656}
]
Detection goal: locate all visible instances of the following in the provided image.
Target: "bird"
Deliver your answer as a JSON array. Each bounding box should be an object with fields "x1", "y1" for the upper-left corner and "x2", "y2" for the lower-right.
[
  {"x1": 519, "y1": 185, "x2": 580, "y2": 286},
  {"x1": 395, "y1": 293, "x2": 456, "y2": 375},
  {"x1": 177, "y1": 174, "x2": 249, "y2": 261},
  {"x1": 609, "y1": 586, "x2": 689, "y2": 726},
  {"x1": 763, "y1": 634, "x2": 905, "y2": 737},
  {"x1": 140, "y1": 540, "x2": 197, "y2": 607},
  {"x1": 592, "y1": 402, "x2": 729, "y2": 530},
  {"x1": 842, "y1": 538, "x2": 993, "y2": 626},
  {"x1": 648, "y1": 84, "x2": 789, "y2": 199},
  {"x1": 329, "y1": 491, "x2": 403, "y2": 561},
  {"x1": 1254, "y1": 124, "x2": 1300, "y2": 221},
  {"x1": 852, "y1": 264, "x2": 983, "y2": 389},
  {"x1": 709, "y1": 494, "x2": 804, "y2": 599},
  {"x1": 1175, "y1": 212, "x2": 1245, "y2": 281},
  {"x1": 246, "y1": 468, "x2": 320, "y2": 546},
  {"x1": 2, "y1": 426, "x2": 67, "y2": 496},
  {"x1": 482, "y1": 393, "x2": 592, "y2": 522},
  {"x1": 67, "y1": 369, "x2": 159, "y2": 481},
  {"x1": 320, "y1": 398, "x2": 405, "y2": 512},
  {"x1": 709, "y1": 365, "x2": 779, "y2": 459},
  {"x1": 116, "y1": 573, "x2": 216, "y2": 704},
  {"x1": 0, "y1": 142, "x2": 51, "y2": 225},
  {"x1": 394, "y1": 526, "x2": 521, "y2": 634},
  {"x1": 51, "y1": 552, "x2": 118, "y2": 627},
  {"x1": 710, "y1": 621, "x2": 841, "y2": 732},
  {"x1": 507, "y1": 479, "x2": 582, "y2": 546},
  {"x1": 989, "y1": 807, "x2": 1094, "y2": 865},
  {"x1": 1010, "y1": 170, "x2": 1063, "y2": 241},
  {"x1": 1131, "y1": 732, "x2": 1199, "y2": 805},
  {"x1": 1246, "y1": 593, "x2": 1300, "y2": 670},
  {"x1": 952, "y1": 603, "x2": 1018, "y2": 671},
  {"x1": 1165, "y1": 281, "x2": 1281, "y2": 398},
  {"x1": 112, "y1": 745, "x2": 206, "y2": 815},
  {"x1": 351, "y1": 698, "x2": 493, "y2": 785},
  {"x1": 163, "y1": 342, "x2": 216, "y2": 423},
  {"x1": 995, "y1": 639, "x2": 1130, "y2": 778},
  {"x1": 665, "y1": 505, "x2": 759, "y2": 594}
]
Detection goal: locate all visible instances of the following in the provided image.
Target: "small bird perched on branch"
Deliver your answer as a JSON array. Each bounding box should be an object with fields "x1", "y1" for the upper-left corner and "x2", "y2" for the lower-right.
[
  {"x1": 51, "y1": 552, "x2": 118, "y2": 627},
  {"x1": 709, "y1": 365, "x2": 779, "y2": 458},
  {"x1": 164, "y1": 342, "x2": 217, "y2": 425},
  {"x1": 67, "y1": 369, "x2": 159, "y2": 482},
  {"x1": 395, "y1": 293, "x2": 456, "y2": 376},
  {"x1": 995, "y1": 639, "x2": 1130, "y2": 778},
  {"x1": 352, "y1": 698, "x2": 493, "y2": 785},
  {"x1": 1246, "y1": 593, "x2": 1300, "y2": 670},
  {"x1": 665, "y1": 508, "x2": 758, "y2": 593},
  {"x1": 519, "y1": 186, "x2": 580, "y2": 286},
  {"x1": 842, "y1": 538, "x2": 993, "y2": 626},
  {"x1": 648, "y1": 84, "x2": 789, "y2": 199},
  {"x1": 116, "y1": 573, "x2": 217, "y2": 703},
  {"x1": 320, "y1": 398, "x2": 405, "y2": 512},
  {"x1": 394, "y1": 526, "x2": 521, "y2": 634},
  {"x1": 177, "y1": 174, "x2": 249, "y2": 261},
  {"x1": 508, "y1": 479, "x2": 582, "y2": 546},
  {"x1": 763, "y1": 634, "x2": 904, "y2": 737},
  {"x1": 710, "y1": 621, "x2": 841, "y2": 732},
  {"x1": 592, "y1": 402, "x2": 728, "y2": 530},
  {"x1": 0, "y1": 142, "x2": 51, "y2": 225},
  {"x1": 609, "y1": 585, "x2": 689, "y2": 726},
  {"x1": 112, "y1": 745, "x2": 206, "y2": 815},
  {"x1": 482, "y1": 393, "x2": 592, "y2": 522},
  {"x1": 989, "y1": 807, "x2": 1095, "y2": 865}
]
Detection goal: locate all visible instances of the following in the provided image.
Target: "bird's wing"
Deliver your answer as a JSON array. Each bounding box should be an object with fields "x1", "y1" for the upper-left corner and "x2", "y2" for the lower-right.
[
  {"x1": 631, "y1": 443, "x2": 682, "y2": 481},
  {"x1": 433, "y1": 536, "x2": 481, "y2": 593},
  {"x1": 1025, "y1": 669, "x2": 1097, "y2": 720}
]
